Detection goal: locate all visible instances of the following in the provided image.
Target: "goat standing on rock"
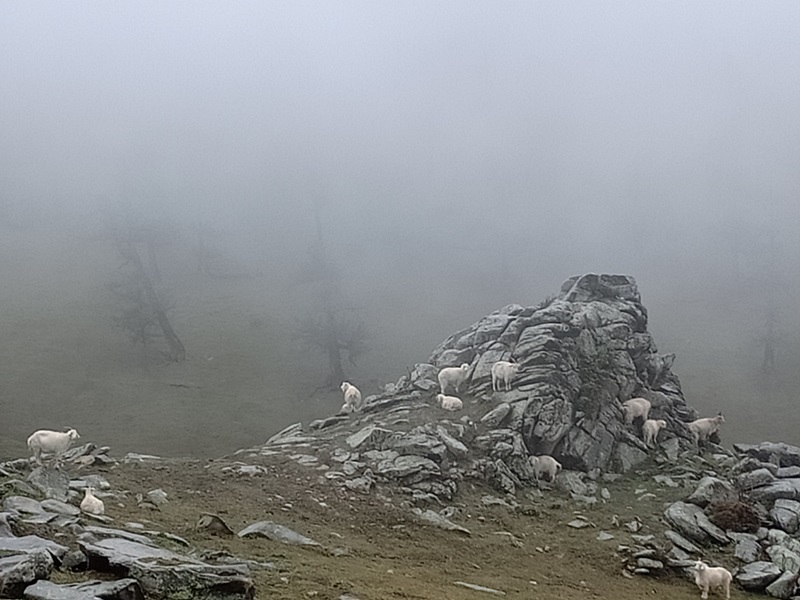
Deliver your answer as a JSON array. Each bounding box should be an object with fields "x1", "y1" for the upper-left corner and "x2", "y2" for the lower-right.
[
  {"x1": 340, "y1": 382, "x2": 363, "y2": 413},
  {"x1": 622, "y1": 397, "x2": 651, "y2": 426},
  {"x1": 688, "y1": 412, "x2": 725, "y2": 445},
  {"x1": 27, "y1": 428, "x2": 80, "y2": 465},
  {"x1": 491, "y1": 361, "x2": 520, "y2": 392},
  {"x1": 437, "y1": 363, "x2": 470, "y2": 395},
  {"x1": 642, "y1": 419, "x2": 667, "y2": 448}
]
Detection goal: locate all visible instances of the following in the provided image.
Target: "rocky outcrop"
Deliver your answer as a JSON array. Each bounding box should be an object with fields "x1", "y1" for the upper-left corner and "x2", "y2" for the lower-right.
[{"x1": 379, "y1": 274, "x2": 697, "y2": 477}]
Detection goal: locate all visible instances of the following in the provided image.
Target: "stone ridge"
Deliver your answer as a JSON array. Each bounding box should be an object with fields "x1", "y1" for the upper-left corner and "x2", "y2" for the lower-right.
[{"x1": 391, "y1": 273, "x2": 698, "y2": 474}]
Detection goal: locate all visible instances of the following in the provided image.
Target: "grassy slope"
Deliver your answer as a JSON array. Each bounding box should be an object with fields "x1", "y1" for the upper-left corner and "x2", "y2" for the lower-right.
[{"x1": 1, "y1": 227, "x2": 799, "y2": 461}]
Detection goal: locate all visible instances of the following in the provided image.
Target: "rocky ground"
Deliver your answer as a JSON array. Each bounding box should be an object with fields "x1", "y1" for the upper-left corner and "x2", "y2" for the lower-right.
[
  {"x1": 3, "y1": 274, "x2": 798, "y2": 599},
  {"x1": 0, "y1": 440, "x2": 752, "y2": 600}
]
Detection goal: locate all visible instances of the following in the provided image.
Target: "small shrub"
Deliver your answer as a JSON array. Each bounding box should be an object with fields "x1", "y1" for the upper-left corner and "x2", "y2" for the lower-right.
[{"x1": 706, "y1": 499, "x2": 761, "y2": 533}]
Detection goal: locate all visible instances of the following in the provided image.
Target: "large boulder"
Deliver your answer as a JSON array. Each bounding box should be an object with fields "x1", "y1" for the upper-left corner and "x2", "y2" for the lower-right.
[
  {"x1": 415, "y1": 274, "x2": 697, "y2": 473},
  {"x1": 79, "y1": 538, "x2": 254, "y2": 600}
]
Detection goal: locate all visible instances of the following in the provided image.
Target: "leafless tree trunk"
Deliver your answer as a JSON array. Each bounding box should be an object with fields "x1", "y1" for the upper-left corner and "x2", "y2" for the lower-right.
[{"x1": 114, "y1": 235, "x2": 186, "y2": 362}]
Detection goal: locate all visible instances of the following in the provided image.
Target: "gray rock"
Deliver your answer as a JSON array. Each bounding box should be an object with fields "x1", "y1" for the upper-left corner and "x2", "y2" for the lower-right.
[
  {"x1": 613, "y1": 442, "x2": 649, "y2": 473},
  {"x1": 480, "y1": 404, "x2": 512, "y2": 428},
  {"x1": 686, "y1": 477, "x2": 738, "y2": 508},
  {"x1": 772, "y1": 499, "x2": 800, "y2": 533},
  {"x1": 344, "y1": 477, "x2": 374, "y2": 494},
  {"x1": 557, "y1": 471, "x2": 591, "y2": 496},
  {"x1": 664, "y1": 530, "x2": 702, "y2": 554},
  {"x1": 452, "y1": 581, "x2": 505, "y2": 595},
  {"x1": 265, "y1": 422, "x2": 303, "y2": 445},
  {"x1": 82, "y1": 525, "x2": 155, "y2": 546},
  {"x1": 0, "y1": 513, "x2": 14, "y2": 538},
  {"x1": 767, "y1": 544, "x2": 800, "y2": 573},
  {"x1": 79, "y1": 538, "x2": 254, "y2": 599},
  {"x1": 734, "y1": 442, "x2": 800, "y2": 468},
  {"x1": 765, "y1": 571, "x2": 798, "y2": 599},
  {"x1": 635, "y1": 558, "x2": 663, "y2": 570},
  {"x1": 733, "y1": 534, "x2": 761, "y2": 563},
  {"x1": 388, "y1": 431, "x2": 446, "y2": 462},
  {"x1": 661, "y1": 437, "x2": 681, "y2": 461},
  {"x1": 40, "y1": 500, "x2": 80, "y2": 517},
  {"x1": 121, "y1": 453, "x2": 163, "y2": 463},
  {"x1": 196, "y1": 514, "x2": 235, "y2": 537},
  {"x1": 736, "y1": 561, "x2": 783, "y2": 590},
  {"x1": 482, "y1": 459, "x2": 519, "y2": 495},
  {"x1": 238, "y1": 521, "x2": 319, "y2": 546},
  {"x1": 412, "y1": 509, "x2": 470, "y2": 535},
  {"x1": 346, "y1": 426, "x2": 393, "y2": 451},
  {"x1": 567, "y1": 519, "x2": 591, "y2": 529},
  {"x1": 0, "y1": 535, "x2": 69, "y2": 560},
  {"x1": 23, "y1": 578, "x2": 144, "y2": 600},
  {"x1": 777, "y1": 467, "x2": 800, "y2": 479},
  {"x1": 27, "y1": 467, "x2": 70, "y2": 502},
  {"x1": 0, "y1": 549, "x2": 54, "y2": 598},
  {"x1": 3, "y1": 496, "x2": 45, "y2": 515},
  {"x1": 653, "y1": 475, "x2": 679, "y2": 488},
  {"x1": 309, "y1": 415, "x2": 350, "y2": 431},
  {"x1": 60, "y1": 550, "x2": 88, "y2": 571},
  {"x1": 375, "y1": 455, "x2": 440, "y2": 481},
  {"x1": 664, "y1": 501, "x2": 728, "y2": 545},
  {"x1": 596, "y1": 531, "x2": 615, "y2": 541},
  {"x1": 146, "y1": 489, "x2": 169, "y2": 506},
  {"x1": 435, "y1": 426, "x2": 468, "y2": 459},
  {"x1": 767, "y1": 529, "x2": 800, "y2": 550},
  {"x1": 738, "y1": 468, "x2": 777, "y2": 490},
  {"x1": 752, "y1": 479, "x2": 800, "y2": 505},
  {"x1": 70, "y1": 475, "x2": 111, "y2": 491}
]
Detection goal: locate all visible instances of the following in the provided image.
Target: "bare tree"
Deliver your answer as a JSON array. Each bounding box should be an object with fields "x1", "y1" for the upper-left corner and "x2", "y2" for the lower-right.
[
  {"x1": 108, "y1": 214, "x2": 186, "y2": 362},
  {"x1": 294, "y1": 205, "x2": 368, "y2": 388}
]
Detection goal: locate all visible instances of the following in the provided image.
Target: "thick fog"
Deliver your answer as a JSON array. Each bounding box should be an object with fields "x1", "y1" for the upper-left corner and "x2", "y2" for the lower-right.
[{"x1": 1, "y1": 2, "x2": 799, "y2": 457}]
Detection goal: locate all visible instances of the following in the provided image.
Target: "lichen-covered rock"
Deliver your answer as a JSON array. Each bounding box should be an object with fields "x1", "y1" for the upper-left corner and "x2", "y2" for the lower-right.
[
  {"x1": 0, "y1": 549, "x2": 54, "y2": 598},
  {"x1": 664, "y1": 501, "x2": 728, "y2": 546},
  {"x1": 410, "y1": 274, "x2": 698, "y2": 474},
  {"x1": 686, "y1": 477, "x2": 738, "y2": 508},
  {"x1": 79, "y1": 538, "x2": 254, "y2": 600},
  {"x1": 735, "y1": 561, "x2": 783, "y2": 590},
  {"x1": 764, "y1": 570, "x2": 798, "y2": 599},
  {"x1": 734, "y1": 442, "x2": 800, "y2": 467},
  {"x1": 23, "y1": 578, "x2": 144, "y2": 600},
  {"x1": 771, "y1": 499, "x2": 800, "y2": 533}
]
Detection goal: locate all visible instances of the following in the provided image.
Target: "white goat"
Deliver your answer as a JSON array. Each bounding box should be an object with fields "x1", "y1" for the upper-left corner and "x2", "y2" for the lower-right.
[
  {"x1": 436, "y1": 393, "x2": 463, "y2": 412},
  {"x1": 693, "y1": 560, "x2": 731, "y2": 600},
  {"x1": 27, "y1": 428, "x2": 80, "y2": 465},
  {"x1": 688, "y1": 413, "x2": 725, "y2": 445},
  {"x1": 622, "y1": 398, "x2": 651, "y2": 425},
  {"x1": 643, "y1": 419, "x2": 667, "y2": 448},
  {"x1": 80, "y1": 486, "x2": 105, "y2": 516},
  {"x1": 491, "y1": 361, "x2": 521, "y2": 392},
  {"x1": 437, "y1": 363, "x2": 470, "y2": 394},
  {"x1": 530, "y1": 455, "x2": 562, "y2": 482},
  {"x1": 340, "y1": 382, "x2": 363, "y2": 413}
]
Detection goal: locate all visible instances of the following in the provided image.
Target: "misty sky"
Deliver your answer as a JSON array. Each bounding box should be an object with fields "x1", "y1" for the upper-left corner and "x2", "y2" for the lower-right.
[{"x1": 1, "y1": 2, "x2": 799, "y2": 287}]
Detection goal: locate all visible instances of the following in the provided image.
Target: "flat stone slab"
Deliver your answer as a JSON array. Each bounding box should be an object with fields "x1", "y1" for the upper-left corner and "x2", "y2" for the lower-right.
[
  {"x1": 79, "y1": 537, "x2": 255, "y2": 599},
  {"x1": 0, "y1": 550, "x2": 54, "y2": 598},
  {"x1": 237, "y1": 521, "x2": 320, "y2": 546},
  {"x1": 0, "y1": 535, "x2": 69, "y2": 559},
  {"x1": 735, "y1": 561, "x2": 782, "y2": 590},
  {"x1": 23, "y1": 578, "x2": 144, "y2": 600}
]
